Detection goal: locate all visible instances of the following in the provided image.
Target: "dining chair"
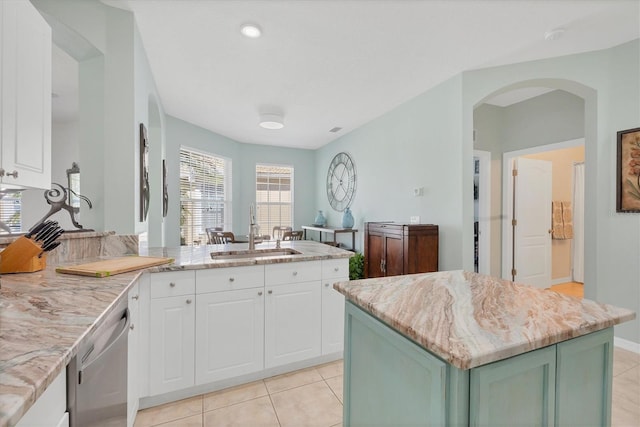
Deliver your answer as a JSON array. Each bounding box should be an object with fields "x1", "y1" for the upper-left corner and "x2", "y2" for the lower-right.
[
  {"x1": 205, "y1": 227, "x2": 222, "y2": 244},
  {"x1": 210, "y1": 231, "x2": 235, "y2": 244},
  {"x1": 272, "y1": 226, "x2": 292, "y2": 241},
  {"x1": 282, "y1": 230, "x2": 303, "y2": 241}
]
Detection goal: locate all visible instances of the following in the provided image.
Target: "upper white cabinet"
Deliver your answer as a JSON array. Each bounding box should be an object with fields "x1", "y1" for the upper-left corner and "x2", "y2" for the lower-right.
[{"x1": 0, "y1": 0, "x2": 52, "y2": 189}]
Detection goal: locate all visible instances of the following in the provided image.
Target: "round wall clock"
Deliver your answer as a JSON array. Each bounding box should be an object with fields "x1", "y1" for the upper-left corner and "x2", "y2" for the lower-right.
[{"x1": 326, "y1": 152, "x2": 357, "y2": 212}]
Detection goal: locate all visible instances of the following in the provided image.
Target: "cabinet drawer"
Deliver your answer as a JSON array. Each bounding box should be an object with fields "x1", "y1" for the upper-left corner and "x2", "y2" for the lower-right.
[
  {"x1": 150, "y1": 271, "x2": 195, "y2": 298},
  {"x1": 196, "y1": 265, "x2": 264, "y2": 293},
  {"x1": 265, "y1": 261, "x2": 321, "y2": 286},
  {"x1": 322, "y1": 258, "x2": 349, "y2": 280}
]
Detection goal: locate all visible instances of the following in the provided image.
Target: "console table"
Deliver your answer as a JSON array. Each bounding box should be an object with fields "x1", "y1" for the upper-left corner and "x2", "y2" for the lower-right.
[{"x1": 301, "y1": 225, "x2": 358, "y2": 251}]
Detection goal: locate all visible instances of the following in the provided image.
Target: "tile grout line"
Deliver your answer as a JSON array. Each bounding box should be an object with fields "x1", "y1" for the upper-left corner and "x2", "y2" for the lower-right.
[{"x1": 323, "y1": 377, "x2": 343, "y2": 405}]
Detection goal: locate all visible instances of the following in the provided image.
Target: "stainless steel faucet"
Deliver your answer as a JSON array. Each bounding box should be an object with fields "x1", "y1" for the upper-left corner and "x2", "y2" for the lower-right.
[{"x1": 248, "y1": 203, "x2": 257, "y2": 250}]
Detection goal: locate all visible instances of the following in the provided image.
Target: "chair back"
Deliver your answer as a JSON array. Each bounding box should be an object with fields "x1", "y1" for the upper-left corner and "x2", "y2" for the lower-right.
[
  {"x1": 210, "y1": 231, "x2": 235, "y2": 244},
  {"x1": 272, "y1": 226, "x2": 292, "y2": 240},
  {"x1": 205, "y1": 227, "x2": 222, "y2": 244},
  {"x1": 282, "y1": 230, "x2": 303, "y2": 241}
]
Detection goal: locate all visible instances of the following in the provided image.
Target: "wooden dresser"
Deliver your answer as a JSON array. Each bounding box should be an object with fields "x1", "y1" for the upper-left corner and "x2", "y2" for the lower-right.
[{"x1": 364, "y1": 223, "x2": 438, "y2": 278}]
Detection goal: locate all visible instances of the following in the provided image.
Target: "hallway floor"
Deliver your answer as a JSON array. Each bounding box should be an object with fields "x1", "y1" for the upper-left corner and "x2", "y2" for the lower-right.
[{"x1": 135, "y1": 347, "x2": 639, "y2": 426}]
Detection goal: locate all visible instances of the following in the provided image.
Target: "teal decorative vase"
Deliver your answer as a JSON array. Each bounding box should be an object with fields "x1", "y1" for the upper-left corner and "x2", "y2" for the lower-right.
[
  {"x1": 314, "y1": 210, "x2": 326, "y2": 226},
  {"x1": 342, "y1": 208, "x2": 354, "y2": 229}
]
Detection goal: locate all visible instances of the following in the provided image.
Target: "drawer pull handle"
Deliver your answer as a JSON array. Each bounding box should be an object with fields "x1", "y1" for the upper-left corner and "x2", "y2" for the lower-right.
[
  {"x1": 169, "y1": 282, "x2": 176, "y2": 288},
  {"x1": 325, "y1": 283, "x2": 330, "y2": 287},
  {"x1": 258, "y1": 291, "x2": 263, "y2": 296},
  {"x1": 132, "y1": 294, "x2": 139, "y2": 300},
  {"x1": 334, "y1": 267, "x2": 339, "y2": 272},
  {"x1": 268, "y1": 290, "x2": 273, "y2": 295},
  {"x1": 292, "y1": 271, "x2": 298, "y2": 276},
  {"x1": 130, "y1": 324, "x2": 135, "y2": 331},
  {"x1": 229, "y1": 277, "x2": 235, "y2": 282},
  {"x1": 186, "y1": 299, "x2": 192, "y2": 304}
]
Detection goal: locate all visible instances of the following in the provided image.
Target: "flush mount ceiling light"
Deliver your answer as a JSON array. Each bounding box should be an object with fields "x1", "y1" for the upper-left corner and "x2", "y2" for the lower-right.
[
  {"x1": 259, "y1": 113, "x2": 284, "y2": 130},
  {"x1": 240, "y1": 23, "x2": 262, "y2": 38},
  {"x1": 544, "y1": 27, "x2": 566, "y2": 41}
]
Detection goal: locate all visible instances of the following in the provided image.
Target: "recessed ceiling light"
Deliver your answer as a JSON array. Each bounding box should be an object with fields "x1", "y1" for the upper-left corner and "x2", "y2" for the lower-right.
[
  {"x1": 240, "y1": 23, "x2": 262, "y2": 38},
  {"x1": 544, "y1": 28, "x2": 566, "y2": 41},
  {"x1": 259, "y1": 113, "x2": 284, "y2": 130}
]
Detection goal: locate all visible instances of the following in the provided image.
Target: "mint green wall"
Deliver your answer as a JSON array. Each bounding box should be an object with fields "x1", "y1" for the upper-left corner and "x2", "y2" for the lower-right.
[
  {"x1": 316, "y1": 75, "x2": 464, "y2": 270},
  {"x1": 164, "y1": 116, "x2": 316, "y2": 247}
]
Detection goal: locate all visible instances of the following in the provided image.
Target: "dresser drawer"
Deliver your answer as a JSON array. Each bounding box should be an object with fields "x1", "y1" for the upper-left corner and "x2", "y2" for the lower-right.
[
  {"x1": 196, "y1": 265, "x2": 264, "y2": 293},
  {"x1": 322, "y1": 258, "x2": 349, "y2": 280},
  {"x1": 150, "y1": 271, "x2": 195, "y2": 298},
  {"x1": 265, "y1": 261, "x2": 321, "y2": 286}
]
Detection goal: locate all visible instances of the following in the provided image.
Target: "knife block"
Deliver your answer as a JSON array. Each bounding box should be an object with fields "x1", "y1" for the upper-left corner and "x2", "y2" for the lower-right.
[{"x1": 0, "y1": 236, "x2": 47, "y2": 273}]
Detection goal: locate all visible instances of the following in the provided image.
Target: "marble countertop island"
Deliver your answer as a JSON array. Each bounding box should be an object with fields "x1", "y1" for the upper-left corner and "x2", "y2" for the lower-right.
[
  {"x1": 0, "y1": 241, "x2": 351, "y2": 426},
  {"x1": 334, "y1": 270, "x2": 635, "y2": 370}
]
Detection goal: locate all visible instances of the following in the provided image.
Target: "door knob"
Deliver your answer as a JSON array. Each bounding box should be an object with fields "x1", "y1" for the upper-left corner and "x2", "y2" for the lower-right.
[{"x1": 169, "y1": 282, "x2": 176, "y2": 287}]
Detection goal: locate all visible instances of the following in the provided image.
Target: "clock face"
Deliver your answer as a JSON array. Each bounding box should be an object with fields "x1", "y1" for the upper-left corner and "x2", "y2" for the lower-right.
[{"x1": 326, "y1": 152, "x2": 356, "y2": 212}]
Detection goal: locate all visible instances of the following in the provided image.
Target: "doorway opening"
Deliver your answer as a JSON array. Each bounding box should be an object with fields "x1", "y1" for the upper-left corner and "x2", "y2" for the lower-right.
[{"x1": 502, "y1": 139, "x2": 585, "y2": 290}]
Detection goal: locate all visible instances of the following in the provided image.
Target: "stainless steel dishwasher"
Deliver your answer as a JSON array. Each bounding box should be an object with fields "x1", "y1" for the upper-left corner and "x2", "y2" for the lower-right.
[{"x1": 68, "y1": 297, "x2": 129, "y2": 426}]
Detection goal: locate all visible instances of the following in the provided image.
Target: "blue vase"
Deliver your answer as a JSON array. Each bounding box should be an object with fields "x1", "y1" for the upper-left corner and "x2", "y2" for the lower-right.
[
  {"x1": 314, "y1": 210, "x2": 326, "y2": 226},
  {"x1": 342, "y1": 208, "x2": 354, "y2": 229}
]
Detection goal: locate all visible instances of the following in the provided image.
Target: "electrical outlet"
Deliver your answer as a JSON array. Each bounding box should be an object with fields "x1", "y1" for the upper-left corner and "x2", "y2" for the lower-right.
[
  {"x1": 410, "y1": 216, "x2": 420, "y2": 224},
  {"x1": 413, "y1": 187, "x2": 424, "y2": 197}
]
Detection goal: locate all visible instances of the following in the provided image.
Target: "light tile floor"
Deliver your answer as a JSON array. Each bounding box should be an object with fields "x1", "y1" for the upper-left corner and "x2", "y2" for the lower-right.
[{"x1": 136, "y1": 350, "x2": 639, "y2": 427}]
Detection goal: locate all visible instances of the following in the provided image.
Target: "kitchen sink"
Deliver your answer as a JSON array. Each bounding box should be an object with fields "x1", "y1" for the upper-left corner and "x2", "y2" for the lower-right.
[{"x1": 210, "y1": 248, "x2": 301, "y2": 260}]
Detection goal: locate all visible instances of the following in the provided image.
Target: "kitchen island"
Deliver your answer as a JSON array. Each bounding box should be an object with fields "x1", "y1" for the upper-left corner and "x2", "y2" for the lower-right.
[
  {"x1": 0, "y1": 240, "x2": 351, "y2": 427},
  {"x1": 334, "y1": 270, "x2": 635, "y2": 426}
]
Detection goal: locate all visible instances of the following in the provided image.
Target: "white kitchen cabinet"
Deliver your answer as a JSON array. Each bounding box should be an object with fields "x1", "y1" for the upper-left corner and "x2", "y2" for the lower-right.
[
  {"x1": 127, "y1": 282, "x2": 140, "y2": 427},
  {"x1": 195, "y1": 288, "x2": 264, "y2": 384},
  {"x1": 148, "y1": 294, "x2": 195, "y2": 396},
  {"x1": 16, "y1": 369, "x2": 68, "y2": 427},
  {"x1": 265, "y1": 280, "x2": 322, "y2": 369},
  {"x1": 321, "y1": 259, "x2": 349, "y2": 354},
  {"x1": 0, "y1": 0, "x2": 52, "y2": 189}
]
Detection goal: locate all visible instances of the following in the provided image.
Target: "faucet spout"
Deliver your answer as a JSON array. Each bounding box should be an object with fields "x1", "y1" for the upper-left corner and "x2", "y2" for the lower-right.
[{"x1": 249, "y1": 203, "x2": 257, "y2": 250}]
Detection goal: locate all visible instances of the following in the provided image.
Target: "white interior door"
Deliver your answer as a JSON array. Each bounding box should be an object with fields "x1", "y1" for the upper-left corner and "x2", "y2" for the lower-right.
[{"x1": 514, "y1": 157, "x2": 552, "y2": 289}]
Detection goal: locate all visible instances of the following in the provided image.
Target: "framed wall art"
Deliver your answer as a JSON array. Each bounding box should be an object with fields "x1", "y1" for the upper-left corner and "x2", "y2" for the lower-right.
[
  {"x1": 617, "y1": 127, "x2": 640, "y2": 213},
  {"x1": 140, "y1": 123, "x2": 150, "y2": 221}
]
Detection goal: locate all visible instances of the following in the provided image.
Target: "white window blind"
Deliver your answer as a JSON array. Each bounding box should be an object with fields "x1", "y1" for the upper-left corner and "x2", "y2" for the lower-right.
[
  {"x1": 0, "y1": 192, "x2": 22, "y2": 234},
  {"x1": 256, "y1": 164, "x2": 293, "y2": 237},
  {"x1": 180, "y1": 148, "x2": 232, "y2": 246}
]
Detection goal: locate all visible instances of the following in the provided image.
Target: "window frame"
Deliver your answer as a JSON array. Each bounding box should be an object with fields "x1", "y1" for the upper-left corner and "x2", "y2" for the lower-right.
[{"x1": 255, "y1": 163, "x2": 294, "y2": 237}]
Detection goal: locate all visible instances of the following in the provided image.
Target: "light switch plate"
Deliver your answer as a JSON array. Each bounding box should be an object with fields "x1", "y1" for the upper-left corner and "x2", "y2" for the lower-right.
[{"x1": 410, "y1": 216, "x2": 420, "y2": 224}]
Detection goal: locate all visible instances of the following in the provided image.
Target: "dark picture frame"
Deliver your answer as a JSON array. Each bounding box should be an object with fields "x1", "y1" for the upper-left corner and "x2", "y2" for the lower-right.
[
  {"x1": 617, "y1": 127, "x2": 640, "y2": 213},
  {"x1": 162, "y1": 159, "x2": 168, "y2": 217},
  {"x1": 140, "y1": 123, "x2": 150, "y2": 221}
]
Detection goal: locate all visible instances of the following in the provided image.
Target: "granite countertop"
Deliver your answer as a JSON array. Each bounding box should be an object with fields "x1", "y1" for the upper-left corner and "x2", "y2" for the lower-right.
[
  {"x1": 334, "y1": 270, "x2": 635, "y2": 371},
  {"x1": 0, "y1": 241, "x2": 350, "y2": 427}
]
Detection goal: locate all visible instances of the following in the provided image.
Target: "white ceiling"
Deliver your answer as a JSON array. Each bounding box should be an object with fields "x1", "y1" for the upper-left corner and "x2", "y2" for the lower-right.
[{"x1": 96, "y1": 0, "x2": 639, "y2": 149}]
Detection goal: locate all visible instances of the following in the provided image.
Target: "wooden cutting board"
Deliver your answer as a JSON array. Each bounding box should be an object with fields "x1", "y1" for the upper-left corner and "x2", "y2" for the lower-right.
[{"x1": 56, "y1": 256, "x2": 174, "y2": 277}]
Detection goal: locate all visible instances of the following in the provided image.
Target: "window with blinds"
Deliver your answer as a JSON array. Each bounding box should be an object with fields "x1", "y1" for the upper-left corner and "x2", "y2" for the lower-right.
[
  {"x1": 0, "y1": 192, "x2": 22, "y2": 234},
  {"x1": 180, "y1": 148, "x2": 232, "y2": 246},
  {"x1": 256, "y1": 164, "x2": 293, "y2": 236}
]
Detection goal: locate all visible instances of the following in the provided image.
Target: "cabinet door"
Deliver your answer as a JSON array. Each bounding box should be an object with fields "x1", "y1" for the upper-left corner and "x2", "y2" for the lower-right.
[
  {"x1": 149, "y1": 295, "x2": 195, "y2": 396},
  {"x1": 1, "y1": 0, "x2": 51, "y2": 189},
  {"x1": 344, "y1": 302, "x2": 447, "y2": 426},
  {"x1": 127, "y1": 283, "x2": 140, "y2": 427},
  {"x1": 470, "y1": 345, "x2": 556, "y2": 426},
  {"x1": 265, "y1": 281, "x2": 321, "y2": 368},
  {"x1": 195, "y1": 288, "x2": 264, "y2": 384},
  {"x1": 555, "y1": 328, "x2": 613, "y2": 427},
  {"x1": 321, "y1": 259, "x2": 348, "y2": 355},
  {"x1": 366, "y1": 233, "x2": 384, "y2": 278},
  {"x1": 384, "y1": 235, "x2": 404, "y2": 276}
]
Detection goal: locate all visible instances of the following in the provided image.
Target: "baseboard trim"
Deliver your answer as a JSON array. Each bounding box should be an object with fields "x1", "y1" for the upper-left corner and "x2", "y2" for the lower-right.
[
  {"x1": 614, "y1": 337, "x2": 640, "y2": 354},
  {"x1": 550, "y1": 276, "x2": 573, "y2": 286}
]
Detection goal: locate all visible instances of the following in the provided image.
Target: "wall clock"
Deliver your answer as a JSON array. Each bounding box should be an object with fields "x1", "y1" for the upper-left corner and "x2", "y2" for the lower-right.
[{"x1": 326, "y1": 152, "x2": 357, "y2": 212}]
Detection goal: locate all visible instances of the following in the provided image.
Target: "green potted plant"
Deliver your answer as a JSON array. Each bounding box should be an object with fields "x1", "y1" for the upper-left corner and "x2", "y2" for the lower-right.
[{"x1": 349, "y1": 252, "x2": 364, "y2": 280}]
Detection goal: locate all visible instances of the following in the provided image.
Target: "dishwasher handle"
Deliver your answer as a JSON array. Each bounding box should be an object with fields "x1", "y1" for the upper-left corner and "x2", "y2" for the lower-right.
[{"x1": 79, "y1": 308, "x2": 130, "y2": 384}]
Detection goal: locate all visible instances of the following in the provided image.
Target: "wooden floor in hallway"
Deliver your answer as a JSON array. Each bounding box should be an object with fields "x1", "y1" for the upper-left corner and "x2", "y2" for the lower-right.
[{"x1": 549, "y1": 281, "x2": 584, "y2": 298}]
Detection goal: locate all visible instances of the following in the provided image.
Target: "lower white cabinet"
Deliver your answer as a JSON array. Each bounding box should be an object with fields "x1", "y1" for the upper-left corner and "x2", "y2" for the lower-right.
[
  {"x1": 265, "y1": 281, "x2": 322, "y2": 369},
  {"x1": 149, "y1": 294, "x2": 195, "y2": 395},
  {"x1": 195, "y1": 288, "x2": 264, "y2": 384},
  {"x1": 127, "y1": 282, "x2": 140, "y2": 427},
  {"x1": 16, "y1": 369, "x2": 68, "y2": 427}
]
